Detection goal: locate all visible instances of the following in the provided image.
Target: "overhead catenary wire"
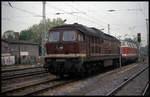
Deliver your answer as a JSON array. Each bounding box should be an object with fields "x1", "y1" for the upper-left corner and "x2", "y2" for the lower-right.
[
  {"x1": 2, "y1": 17, "x2": 29, "y2": 25},
  {"x1": 66, "y1": 2, "x2": 123, "y2": 33},
  {"x1": 46, "y1": 3, "x2": 106, "y2": 29},
  {"x1": 2, "y1": 3, "x2": 42, "y2": 17},
  {"x1": 47, "y1": 2, "x2": 117, "y2": 32},
  {"x1": 66, "y1": 2, "x2": 107, "y2": 27},
  {"x1": 63, "y1": 2, "x2": 126, "y2": 34},
  {"x1": 90, "y1": 3, "x2": 146, "y2": 31}
]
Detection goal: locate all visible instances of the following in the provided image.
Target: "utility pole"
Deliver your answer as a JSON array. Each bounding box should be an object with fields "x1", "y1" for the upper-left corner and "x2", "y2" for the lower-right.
[
  {"x1": 146, "y1": 19, "x2": 149, "y2": 47},
  {"x1": 108, "y1": 24, "x2": 110, "y2": 35},
  {"x1": 42, "y1": 1, "x2": 46, "y2": 56},
  {"x1": 18, "y1": 39, "x2": 21, "y2": 64},
  {"x1": 146, "y1": 18, "x2": 149, "y2": 62}
]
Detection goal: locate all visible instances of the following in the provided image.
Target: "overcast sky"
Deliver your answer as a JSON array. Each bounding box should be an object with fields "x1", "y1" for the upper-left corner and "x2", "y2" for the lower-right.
[{"x1": 2, "y1": 1, "x2": 149, "y2": 46}]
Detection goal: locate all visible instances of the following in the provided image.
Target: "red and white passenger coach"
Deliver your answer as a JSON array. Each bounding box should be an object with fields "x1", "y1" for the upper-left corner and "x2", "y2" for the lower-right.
[{"x1": 121, "y1": 40, "x2": 139, "y2": 64}]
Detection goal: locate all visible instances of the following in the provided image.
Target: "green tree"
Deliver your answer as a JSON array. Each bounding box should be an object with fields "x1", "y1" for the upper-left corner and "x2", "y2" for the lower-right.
[
  {"x1": 19, "y1": 18, "x2": 65, "y2": 44},
  {"x1": 19, "y1": 18, "x2": 66, "y2": 55}
]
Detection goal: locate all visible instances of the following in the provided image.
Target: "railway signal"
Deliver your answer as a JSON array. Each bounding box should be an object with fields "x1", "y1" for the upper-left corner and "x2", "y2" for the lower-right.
[
  {"x1": 137, "y1": 33, "x2": 141, "y2": 43},
  {"x1": 137, "y1": 33, "x2": 141, "y2": 61}
]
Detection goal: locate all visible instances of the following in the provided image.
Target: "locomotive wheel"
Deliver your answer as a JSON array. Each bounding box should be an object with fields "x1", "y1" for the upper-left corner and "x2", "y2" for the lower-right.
[
  {"x1": 87, "y1": 67, "x2": 93, "y2": 76},
  {"x1": 59, "y1": 74, "x2": 65, "y2": 78}
]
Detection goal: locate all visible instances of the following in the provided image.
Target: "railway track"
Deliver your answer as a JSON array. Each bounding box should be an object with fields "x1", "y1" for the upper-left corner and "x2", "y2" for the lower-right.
[
  {"x1": 2, "y1": 62, "x2": 147, "y2": 96},
  {"x1": 142, "y1": 82, "x2": 149, "y2": 96},
  {"x1": 106, "y1": 66, "x2": 149, "y2": 96},
  {"x1": 2, "y1": 70, "x2": 47, "y2": 80},
  {"x1": 1, "y1": 77, "x2": 78, "y2": 96},
  {"x1": 2, "y1": 66, "x2": 45, "y2": 80},
  {"x1": 26, "y1": 79, "x2": 78, "y2": 96},
  {"x1": 1, "y1": 65, "x2": 79, "y2": 96},
  {"x1": 2, "y1": 66, "x2": 43, "y2": 73}
]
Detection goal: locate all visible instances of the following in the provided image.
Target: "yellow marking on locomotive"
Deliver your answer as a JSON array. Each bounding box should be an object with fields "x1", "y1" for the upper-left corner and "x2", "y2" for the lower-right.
[
  {"x1": 46, "y1": 54, "x2": 86, "y2": 58},
  {"x1": 90, "y1": 53, "x2": 119, "y2": 56}
]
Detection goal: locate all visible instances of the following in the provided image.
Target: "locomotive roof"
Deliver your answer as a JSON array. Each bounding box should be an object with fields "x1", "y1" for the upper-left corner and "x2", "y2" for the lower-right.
[{"x1": 50, "y1": 23, "x2": 119, "y2": 42}]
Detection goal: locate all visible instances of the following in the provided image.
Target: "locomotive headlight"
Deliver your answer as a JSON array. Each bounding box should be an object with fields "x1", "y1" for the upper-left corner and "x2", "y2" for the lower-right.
[{"x1": 57, "y1": 44, "x2": 63, "y2": 50}]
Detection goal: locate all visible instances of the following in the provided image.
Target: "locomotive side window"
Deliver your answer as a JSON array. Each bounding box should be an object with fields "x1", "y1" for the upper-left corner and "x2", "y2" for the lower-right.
[
  {"x1": 49, "y1": 32, "x2": 60, "y2": 42},
  {"x1": 78, "y1": 33, "x2": 84, "y2": 41},
  {"x1": 63, "y1": 31, "x2": 76, "y2": 41}
]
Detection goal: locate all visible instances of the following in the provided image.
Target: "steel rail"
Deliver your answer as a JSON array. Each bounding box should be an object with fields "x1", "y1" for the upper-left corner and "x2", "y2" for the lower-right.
[
  {"x1": 25, "y1": 79, "x2": 78, "y2": 96},
  {"x1": 2, "y1": 70, "x2": 47, "y2": 80},
  {"x1": 2, "y1": 66, "x2": 43, "y2": 73},
  {"x1": 106, "y1": 66, "x2": 149, "y2": 96},
  {"x1": 142, "y1": 82, "x2": 149, "y2": 96}
]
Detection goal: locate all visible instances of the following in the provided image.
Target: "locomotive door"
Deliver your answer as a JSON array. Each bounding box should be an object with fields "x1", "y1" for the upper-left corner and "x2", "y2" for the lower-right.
[{"x1": 87, "y1": 36, "x2": 91, "y2": 57}]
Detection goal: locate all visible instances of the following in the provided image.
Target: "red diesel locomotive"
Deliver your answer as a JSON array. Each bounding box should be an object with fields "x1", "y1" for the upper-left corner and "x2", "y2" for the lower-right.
[{"x1": 43, "y1": 23, "x2": 120, "y2": 77}]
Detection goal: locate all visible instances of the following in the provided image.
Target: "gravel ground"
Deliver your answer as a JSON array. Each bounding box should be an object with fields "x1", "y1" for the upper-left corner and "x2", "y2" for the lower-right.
[{"x1": 47, "y1": 62, "x2": 148, "y2": 96}]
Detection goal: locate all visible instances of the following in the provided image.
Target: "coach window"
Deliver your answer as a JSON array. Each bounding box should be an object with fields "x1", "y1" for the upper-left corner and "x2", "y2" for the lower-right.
[{"x1": 63, "y1": 31, "x2": 76, "y2": 41}]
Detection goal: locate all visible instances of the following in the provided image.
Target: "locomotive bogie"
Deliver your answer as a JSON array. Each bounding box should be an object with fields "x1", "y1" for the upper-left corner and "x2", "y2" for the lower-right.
[{"x1": 44, "y1": 57, "x2": 85, "y2": 75}]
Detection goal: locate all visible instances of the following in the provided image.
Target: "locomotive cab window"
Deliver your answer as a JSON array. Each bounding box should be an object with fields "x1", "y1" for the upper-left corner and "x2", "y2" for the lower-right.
[
  {"x1": 49, "y1": 32, "x2": 60, "y2": 42},
  {"x1": 63, "y1": 31, "x2": 76, "y2": 41}
]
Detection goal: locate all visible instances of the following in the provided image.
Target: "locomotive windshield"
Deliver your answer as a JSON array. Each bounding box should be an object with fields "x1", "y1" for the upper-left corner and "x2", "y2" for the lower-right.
[
  {"x1": 63, "y1": 31, "x2": 76, "y2": 41},
  {"x1": 49, "y1": 32, "x2": 60, "y2": 42}
]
